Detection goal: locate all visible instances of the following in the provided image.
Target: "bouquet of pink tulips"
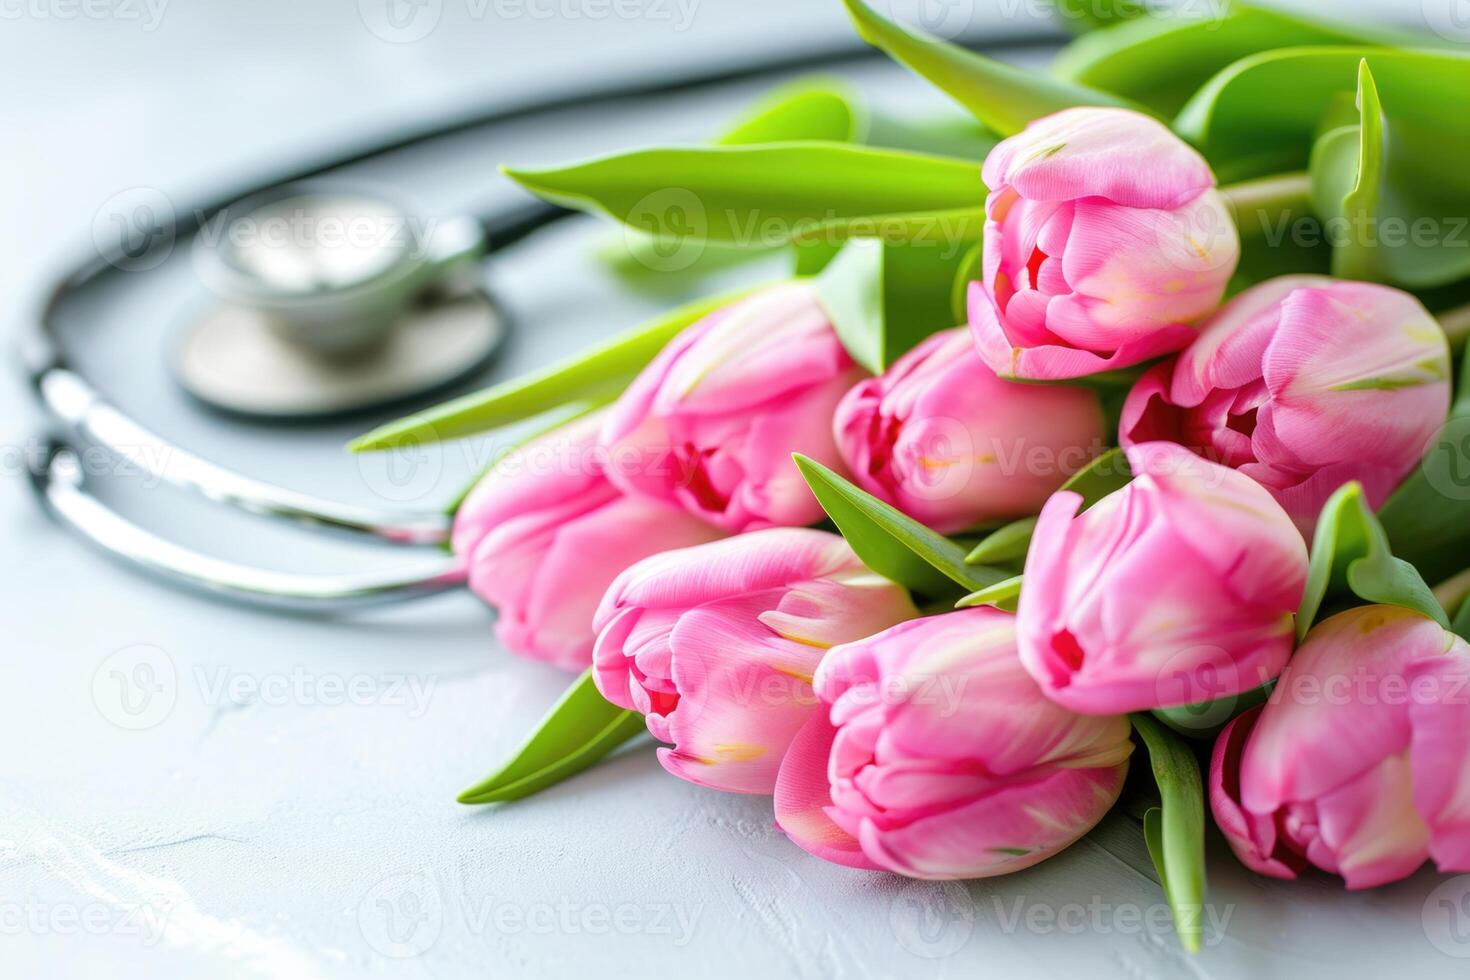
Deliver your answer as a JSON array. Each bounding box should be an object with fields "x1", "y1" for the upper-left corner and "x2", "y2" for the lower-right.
[{"x1": 352, "y1": 0, "x2": 1470, "y2": 952}]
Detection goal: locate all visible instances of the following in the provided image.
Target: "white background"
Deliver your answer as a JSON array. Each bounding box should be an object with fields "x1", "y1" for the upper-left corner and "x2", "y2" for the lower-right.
[{"x1": 3, "y1": 1, "x2": 1469, "y2": 977}]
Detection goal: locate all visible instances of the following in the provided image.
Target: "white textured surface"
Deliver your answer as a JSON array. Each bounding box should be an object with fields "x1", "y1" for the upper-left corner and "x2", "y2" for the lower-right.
[{"x1": 3, "y1": 1, "x2": 1468, "y2": 977}]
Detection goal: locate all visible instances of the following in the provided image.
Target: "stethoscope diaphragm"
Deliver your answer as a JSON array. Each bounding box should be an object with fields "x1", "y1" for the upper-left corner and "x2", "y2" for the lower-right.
[{"x1": 178, "y1": 184, "x2": 505, "y2": 418}]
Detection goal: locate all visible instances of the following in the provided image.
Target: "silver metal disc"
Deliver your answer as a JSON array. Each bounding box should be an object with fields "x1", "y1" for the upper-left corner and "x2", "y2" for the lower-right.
[{"x1": 173, "y1": 291, "x2": 506, "y2": 419}]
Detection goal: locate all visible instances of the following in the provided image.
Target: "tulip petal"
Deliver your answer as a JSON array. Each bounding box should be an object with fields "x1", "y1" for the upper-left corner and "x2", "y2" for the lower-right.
[
  {"x1": 654, "y1": 592, "x2": 829, "y2": 794},
  {"x1": 595, "y1": 528, "x2": 860, "y2": 628},
  {"x1": 599, "y1": 282, "x2": 865, "y2": 531},
  {"x1": 655, "y1": 283, "x2": 854, "y2": 417},
  {"x1": 491, "y1": 496, "x2": 724, "y2": 670},
  {"x1": 1259, "y1": 284, "x2": 1450, "y2": 473},
  {"x1": 856, "y1": 763, "x2": 1127, "y2": 880},
  {"x1": 1407, "y1": 650, "x2": 1470, "y2": 872},
  {"x1": 600, "y1": 309, "x2": 723, "y2": 447},
  {"x1": 452, "y1": 411, "x2": 612, "y2": 557},
  {"x1": 981, "y1": 107, "x2": 1215, "y2": 211},
  {"x1": 1127, "y1": 442, "x2": 1306, "y2": 605},
  {"x1": 774, "y1": 712, "x2": 881, "y2": 870},
  {"x1": 1209, "y1": 708, "x2": 1304, "y2": 880},
  {"x1": 759, "y1": 573, "x2": 918, "y2": 650},
  {"x1": 833, "y1": 327, "x2": 1104, "y2": 534},
  {"x1": 1056, "y1": 195, "x2": 1237, "y2": 344},
  {"x1": 1241, "y1": 607, "x2": 1440, "y2": 813},
  {"x1": 970, "y1": 284, "x2": 1198, "y2": 380},
  {"x1": 1312, "y1": 752, "x2": 1428, "y2": 889}
]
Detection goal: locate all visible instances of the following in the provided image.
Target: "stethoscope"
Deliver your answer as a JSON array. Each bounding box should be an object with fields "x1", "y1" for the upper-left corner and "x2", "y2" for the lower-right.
[{"x1": 20, "y1": 29, "x2": 1055, "y2": 613}]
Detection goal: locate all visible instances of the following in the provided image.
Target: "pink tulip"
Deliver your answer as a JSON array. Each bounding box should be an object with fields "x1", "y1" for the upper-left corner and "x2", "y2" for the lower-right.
[
  {"x1": 1121, "y1": 276, "x2": 1451, "y2": 536},
  {"x1": 833, "y1": 327, "x2": 1105, "y2": 533},
  {"x1": 969, "y1": 107, "x2": 1239, "y2": 381},
  {"x1": 592, "y1": 528, "x2": 917, "y2": 794},
  {"x1": 774, "y1": 607, "x2": 1133, "y2": 877},
  {"x1": 1211, "y1": 605, "x2": 1470, "y2": 889},
  {"x1": 601, "y1": 282, "x2": 866, "y2": 532},
  {"x1": 1017, "y1": 441, "x2": 1307, "y2": 714},
  {"x1": 453, "y1": 412, "x2": 724, "y2": 671}
]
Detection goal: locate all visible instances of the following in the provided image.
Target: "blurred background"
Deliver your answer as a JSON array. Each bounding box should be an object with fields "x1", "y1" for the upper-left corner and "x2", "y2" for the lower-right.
[{"x1": 0, "y1": 1, "x2": 1461, "y2": 978}]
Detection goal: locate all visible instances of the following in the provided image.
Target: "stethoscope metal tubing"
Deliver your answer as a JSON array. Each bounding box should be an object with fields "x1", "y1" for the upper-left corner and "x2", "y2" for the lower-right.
[
  {"x1": 31, "y1": 443, "x2": 466, "y2": 611},
  {"x1": 37, "y1": 367, "x2": 455, "y2": 545},
  {"x1": 20, "y1": 27, "x2": 1062, "y2": 610}
]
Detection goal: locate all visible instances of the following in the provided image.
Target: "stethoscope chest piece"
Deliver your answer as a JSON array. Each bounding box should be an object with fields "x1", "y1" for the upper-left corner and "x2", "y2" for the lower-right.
[{"x1": 175, "y1": 183, "x2": 505, "y2": 418}]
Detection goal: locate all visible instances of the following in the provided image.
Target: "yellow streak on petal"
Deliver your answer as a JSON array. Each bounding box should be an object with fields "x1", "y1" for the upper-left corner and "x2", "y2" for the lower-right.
[
  {"x1": 1355, "y1": 604, "x2": 1422, "y2": 635},
  {"x1": 712, "y1": 743, "x2": 768, "y2": 763},
  {"x1": 917, "y1": 454, "x2": 996, "y2": 470}
]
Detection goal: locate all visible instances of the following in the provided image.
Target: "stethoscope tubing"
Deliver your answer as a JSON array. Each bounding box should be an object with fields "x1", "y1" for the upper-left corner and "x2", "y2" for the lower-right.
[{"x1": 21, "y1": 26, "x2": 1061, "y2": 610}]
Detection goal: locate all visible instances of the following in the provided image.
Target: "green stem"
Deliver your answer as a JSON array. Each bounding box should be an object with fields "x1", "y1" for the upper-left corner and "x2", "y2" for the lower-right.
[
  {"x1": 1438, "y1": 301, "x2": 1470, "y2": 352},
  {"x1": 1219, "y1": 172, "x2": 1313, "y2": 239},
  {"x1": 1434, "y1": 568, "x2": 1470, "y2": 618}
]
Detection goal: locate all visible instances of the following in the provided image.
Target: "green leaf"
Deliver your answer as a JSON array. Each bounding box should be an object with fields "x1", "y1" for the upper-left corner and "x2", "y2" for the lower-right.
[
  {"x1": 1302, "y1": 56, "x2": 1470, "y2": 289},
  {"x1": 1053, "y1": 2, "x2": 1385, "y2": 117},
  {"x1": 1057, "y1": 445, "x2": 1134, "y2": 504},
  {"x1": 503, "y1": 143, "x2": 982, "y2": 245},
  {"x1": 810, "y1": 231, "x2": 978, "y2": 374},
  {"x1": 1308, "y1": 60, "x2": 1383, "y2": 282},
  {"x1": 812, "y1": 239, "x2": 885, "y2": 373},
  {"x1": 961, "y1": 449, "x2": 1132, "y2": 567},
  {"x1": 599, "y1": 80, "x2": 867, "y2": 284},
  {"x1": 1048, "y1": 0, "x2": 1148, "y2": 33},
  {"x1": 1298, "y1": 481, "x2": 1448, "y2": 639},
  {"x1": 964, "y1": 516, "x2": 1037, "y2": 566},
  {"x1": 955, "y1": 575, "x2": 1023, "y2": 612},
  {"x1": 1454, "y1": 593, "x2": 1470, "y2": 644},
  {"x1": 458, "y1": 669, "x2": 647, "y2": 804},
  {"x1": 1380, "y1": 352, "x2": 1470, "y2": 583},
  {"x1": 713, "y1": 79, "x2": 865, "y2": 145},
  {"x1": 838, "y1": 0, "x2": 1138, "y2": 136},
  {"x1": 791, "y1": 206, "x2": 986, "y2": 249},
  {"x1": 1130, "y1": 713, "x2": 1206, "y2": 954},
  {"x1": 349, "y1": 286, "x2": 754, "y2": 450},
  {"x1": 950, "y1": 238, "x2": 983, "y2": 326},
  {"x1": 1218, "y1": 171, "x2": 1330, "y2": 288},
  {"x1": 1151, "y1": 680, "x2": 1275, "y2": 742},
  {"x1": 788, "y1": 206, "x2": 985, "y2": 280},
  {"x1": 793, "y1": 454, "x2": 1009, "y2": 596},
  {"x1": 863, "y1": 113, "x2": 999, "y2": 162},
  {"x1": 1176, "y1": 46, "x2": 1470, "y2": 196}
]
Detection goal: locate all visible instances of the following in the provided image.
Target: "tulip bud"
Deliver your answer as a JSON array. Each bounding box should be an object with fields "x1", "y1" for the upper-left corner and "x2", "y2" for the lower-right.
[
  {"x1": 1121, "y1": 276, "x2": 1452, "y2": 536},
  {"x1": 774, "y1": 607, "x2": 1133, "y2": 878},
  {"x1": 833, "y1": 327, "x2": 1105, "y2": 533},
  {"x1": 453, "y1": 412, "x2": 724, "y2": 671},
  {"x1": 969, "y1": 107, "x2": 1239, "y2": 380},
  {"x1": 592, "y1": 528, "x2": 918, "y2": 794},
  {"x1": 1017, "y1": 441, "x2": 1307, "y2": 714},
  {"x1": 1211, "y1": 605, "x2": 1470, "y2": 889},
  {"x1": 601, "y1": 282, "x2": 866, "y2": 531}
]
